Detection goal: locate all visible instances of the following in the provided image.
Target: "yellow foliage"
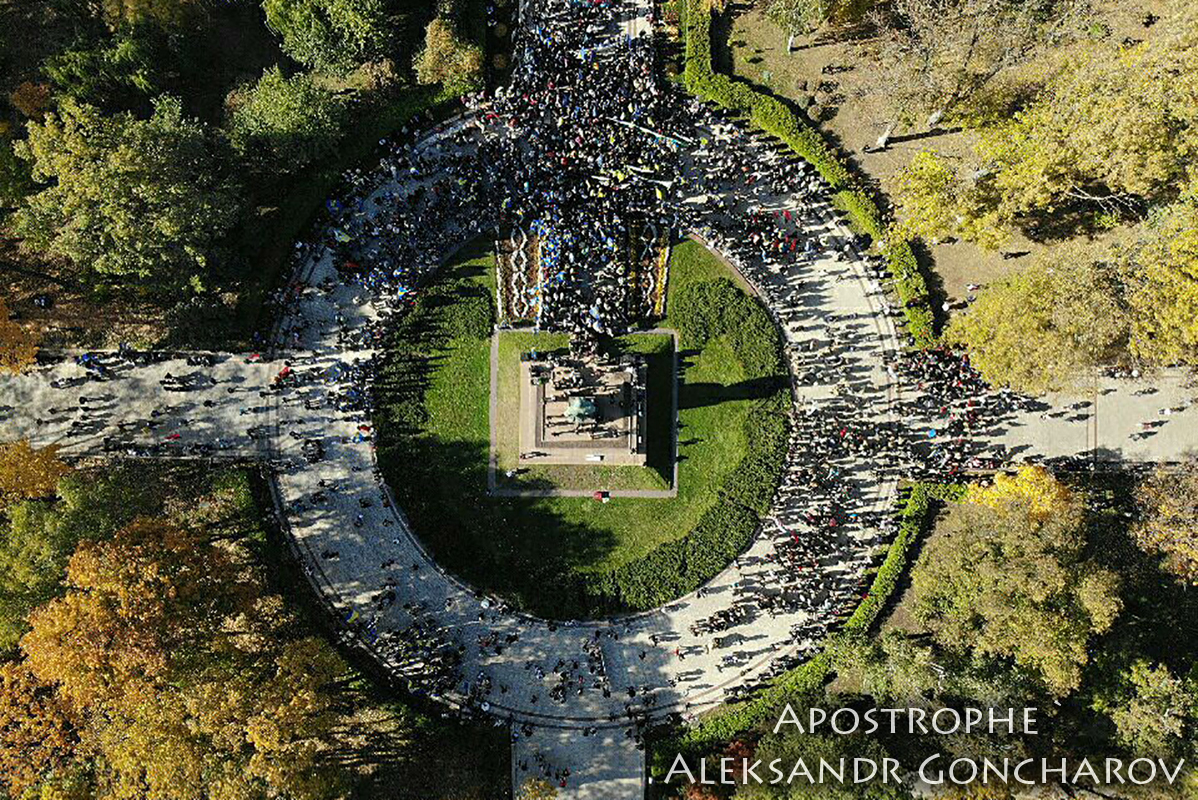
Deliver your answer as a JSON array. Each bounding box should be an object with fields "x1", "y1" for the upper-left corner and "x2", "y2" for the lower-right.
[
  {"x1": 0, "y1": 299, "x2": 39, "y2": 375},
  {"x1": 968, "y1": 465, "x2": 1079, "y2": 522},
  {"x1": 415, "y1": 18, "x2": 483, "y2": 93},
  {"x1": 517, "y1": 777, "x2": 559, "y2": 800},
  {"x1": 0, "y1": 440, "x2": 70, "y2": 508}
]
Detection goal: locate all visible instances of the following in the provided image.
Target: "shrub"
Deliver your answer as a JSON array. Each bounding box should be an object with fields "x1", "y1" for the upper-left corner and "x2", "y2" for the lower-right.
[{"x1": 228, "y1": 67, "x2": 347, "y2": 175}]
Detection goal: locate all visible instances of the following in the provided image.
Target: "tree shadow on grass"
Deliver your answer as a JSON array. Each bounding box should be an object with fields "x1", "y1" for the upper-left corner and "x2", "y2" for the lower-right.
[
  {"x1": 375, "y1": 433, "x2": 625, "y2": 619},
  {"x1": 678, "y1": 375, "x2": 786, "y2": 410},
  {"x1": 371, "y1": 248, "x2": 628, "y2": 617}
]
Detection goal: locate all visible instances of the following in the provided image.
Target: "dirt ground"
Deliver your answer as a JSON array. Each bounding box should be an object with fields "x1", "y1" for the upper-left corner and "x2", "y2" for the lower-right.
[{"x1": 723, "y1": 0, "x2": 1172, "y2": 310}]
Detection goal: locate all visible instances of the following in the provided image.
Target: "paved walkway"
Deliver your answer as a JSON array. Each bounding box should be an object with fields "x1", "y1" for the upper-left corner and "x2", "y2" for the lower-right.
[{"x1": 0, "y1": 352, "x2": 274, "y2": 458}]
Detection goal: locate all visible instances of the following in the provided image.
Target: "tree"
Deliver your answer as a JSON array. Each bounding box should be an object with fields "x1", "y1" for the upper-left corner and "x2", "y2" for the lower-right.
[
  {"x1": 19, "y1": 516, "x2": 347, "y2": 799},
  {"x1": 1133, "y1": 461, "x2": 1198, "y2": 585},
  {"x1": 96, "y1": 0, "x2": 201, "y2": 28},
  {"x1": 0, "y1": 441, "x2": 69, "y2": 506},
  {"x1": 228, "y1": 66, "x2": 347, "y2": 175},
  {"x1": 1125, "y1": 194, "x2": 1198, "y2": 366},
  {"x1": 0, "y1": 136, "x2": 33, "y2": 211},
  {"x1": 9, "y1": 82, "x2": 52, "y2": 120},
  {"x1": 21, "y1": 517, "x2": 253, "y2": 707},
  {"x1": 739, "y1": 725, "x2": 906, "y2": 800},
  {"x1": 262, "y1": 0, "x2": 393, "y2": 75},
  {"x1": 0, "y1": 661, "x2": 78, "y2": 799},
  {"x1": 0, "y1": 299, "x2": 40, "y2": 374},
  {"x1": 517, "y1": 778, "x2": 559, "y2": 800},
  {"x1": 12, "y1": 97, "x2": 240, "y2": 292},
  {"x1": 893, "y1": 1, "x2": 1198, "y2": 245},
  {"x1": 1102, "y1": 661, "x2": 1195, "y2": 758},
  {"x1": 945, "y1": 245, "x2": 1130, "y2": 394},
  {"x1": 970, "y1": 464, "x2": 1082, "y2": 521},
  {"x1": 414, "y1": 17, "x2": 483, "y2": 94},
  {"x1": 765, "y1": 0, "x2": 876, "y2": 35},
  {"x1": 765, "y1": 0, "x2": 834, "y2": 36},
  {"x1": 43, "y1": 23, "x2": 170, "y2": 113},
  {"x1": 893, "y1": 150, "x2": 1004, "y2": 249},
  {"x1": 831, "y1": 629, "x2": 944, "y2": 702},
  {"x1": 831, "y1": 629, "x2": 1047, "y2": 712},
  {"x1": 912, "y1": 466, "x2": 1122, "y2": 694},
  {"x1": 874, "y1": 0, "x2": 1087, "y2": 126}
]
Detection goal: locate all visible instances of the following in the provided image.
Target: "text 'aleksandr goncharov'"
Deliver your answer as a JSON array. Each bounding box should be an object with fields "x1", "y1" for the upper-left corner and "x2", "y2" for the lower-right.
[{"x1": 662, "y1": 706, "x2": 1188, "y2": 789}]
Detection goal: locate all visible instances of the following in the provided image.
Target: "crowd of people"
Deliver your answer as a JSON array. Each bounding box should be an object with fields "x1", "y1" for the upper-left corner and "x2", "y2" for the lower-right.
[{"x1": 256, "y1": 0, "x2": 958, "y2": 738}]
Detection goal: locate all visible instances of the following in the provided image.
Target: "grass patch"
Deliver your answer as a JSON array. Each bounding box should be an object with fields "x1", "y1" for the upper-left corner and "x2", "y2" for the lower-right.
[{"x1": 374, "y1": 238, "x2": 789, "y2": 617}]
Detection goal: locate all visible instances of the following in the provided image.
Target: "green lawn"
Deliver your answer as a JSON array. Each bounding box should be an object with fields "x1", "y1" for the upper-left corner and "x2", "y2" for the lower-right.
[{"x1": 374, "y1": 237, "x2": 788, "y2": 618}]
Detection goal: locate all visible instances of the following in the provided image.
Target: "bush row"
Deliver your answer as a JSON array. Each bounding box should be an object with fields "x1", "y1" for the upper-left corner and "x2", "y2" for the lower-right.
[
  {"x1": 678, "y1": 0, "x2": 936, "y2": 346},
  {"x1": 653, "y1": 481, "x2": 963, "y2": 763},
  {"x1": 584, "y1": 501, "x2": 761, "y2": 611}
]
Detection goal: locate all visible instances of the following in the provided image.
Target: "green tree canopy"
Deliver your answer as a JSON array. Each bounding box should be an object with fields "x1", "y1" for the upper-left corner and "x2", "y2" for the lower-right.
[
  {"x1": 1099, "y1": 661, "x2": 1197, "y2": 758},
  {"x1": 738, "y1": 724, "x2": 906, "y2": 800},
  {"x1": 262, "y1": 0, "x2": 393, "y2": 74},
  {"x1": 912, "y1": 467, "x2": 1122, "y2": 695},
  {"x1": 949, "y1": 190, "x2": 1198, "y2": 383},
  {"x1": 12, "y1": 97, "x2": 240, "y2": 292},
  {"x1": 0, "y1": 464, "x2": 181, "y2": 652},
  {"x1": 945, "y1": 242, "x2": 1131, "y2": 393},
  {"x1": 42, "y1": 22, "x2": 170, "y2": 113},
  {"x1": 414, "y1": 17, "x2": 483, "y2": 94},
  {"x1": 97, "y1": 0, "x2": 202, "y2": 28},
  {"x1": 228, "y1": 66, "x2": 347, "y2": 174}
]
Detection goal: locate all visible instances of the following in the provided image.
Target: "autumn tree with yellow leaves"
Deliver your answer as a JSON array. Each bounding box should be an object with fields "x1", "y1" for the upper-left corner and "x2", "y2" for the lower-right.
[
  {"x1": 893, "y1": 0, "x2": 1198, "y2": 248},
  {"x1": 0, "y1": 440, "x2": 70, "y2": 507},
  {"x1": 517, "y1": 777, "x2": 560, "y2": 800},
  {"x1": 0, "y1": 661, "x2": 78, "y2": 799},
  {"x1": 0, "y1": 298, "x2": 38, "y2": 374},
  {"x1": 10, "y1": 516, "x2": 347, "y2": 800}
]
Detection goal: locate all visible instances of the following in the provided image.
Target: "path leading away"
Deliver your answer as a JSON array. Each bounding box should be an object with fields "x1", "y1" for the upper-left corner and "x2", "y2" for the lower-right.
[{"x1": 0, "y1": 352, "x2": 274, "y2": 458}]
